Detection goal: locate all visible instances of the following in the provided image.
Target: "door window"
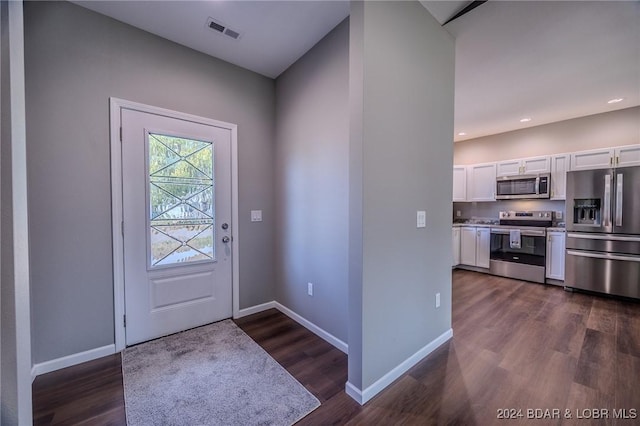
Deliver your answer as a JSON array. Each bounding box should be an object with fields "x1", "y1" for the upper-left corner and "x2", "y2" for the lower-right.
[{"x1": 147, "y1": 132, "x2": 215, "y2": 268}]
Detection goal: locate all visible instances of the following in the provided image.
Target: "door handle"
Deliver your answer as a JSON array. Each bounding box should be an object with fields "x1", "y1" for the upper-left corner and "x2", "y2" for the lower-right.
[
  {"x1": 615, "y1": 173, "x2": 623, "y2": 226},
  {"x1": 603, "y1": 174, "x2": 611, "y2": 226},
  {"x1": 221, "y1": 223, "x2": 229, "y2": 230},
  {"x1": 222, "y1": 236, "x2": 230, "y2": 243}
]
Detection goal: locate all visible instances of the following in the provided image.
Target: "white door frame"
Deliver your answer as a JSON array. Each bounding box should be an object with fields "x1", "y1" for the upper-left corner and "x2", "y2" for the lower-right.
[{"x1": 110, "y1": 98, "x2": 240, "y2": 352}]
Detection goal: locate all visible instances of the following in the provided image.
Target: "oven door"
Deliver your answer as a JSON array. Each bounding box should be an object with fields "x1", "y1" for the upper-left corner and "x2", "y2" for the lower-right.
[
  {"x1": 490, "y1": 228, "x2": 547, "y2": 266},
  {"x1": 490, "y1": 228, "x2": 547, "y2": 283}
]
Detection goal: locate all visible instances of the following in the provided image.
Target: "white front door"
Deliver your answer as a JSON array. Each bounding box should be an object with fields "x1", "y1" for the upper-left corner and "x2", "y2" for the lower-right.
[{"x1": 121, "y1": 108, "x2": 232, "y2": 346}]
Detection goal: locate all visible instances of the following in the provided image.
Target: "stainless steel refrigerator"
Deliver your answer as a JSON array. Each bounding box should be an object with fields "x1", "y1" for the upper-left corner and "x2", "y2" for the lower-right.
[{"x1": 565, "y1": 165, "x2": 640, "y2": 299}]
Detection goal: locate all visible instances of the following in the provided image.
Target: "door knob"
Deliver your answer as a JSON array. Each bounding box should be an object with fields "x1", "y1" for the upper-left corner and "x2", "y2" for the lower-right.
[{"x1": 222, "y1": 236, "x2": 230, "y2": 243}]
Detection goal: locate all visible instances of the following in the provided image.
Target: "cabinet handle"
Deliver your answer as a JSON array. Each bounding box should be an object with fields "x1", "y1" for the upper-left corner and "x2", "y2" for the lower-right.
[
  {"x1": 610, "y1": 157, "x2": 613, "y2": 166},
  {"x1": 616, "y1": 156, "x2": 619, "y2": 165}
]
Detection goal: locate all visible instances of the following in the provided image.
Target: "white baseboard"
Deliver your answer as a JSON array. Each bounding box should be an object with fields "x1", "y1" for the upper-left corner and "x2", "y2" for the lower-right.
[
  {"x1": 31, "y1": 344, "x2": 116, "y2": 378},
  {"x1": 346, "y1": 328, "x2": 453, "y2": 405},
  {"x1": 234, "y1": 301, "x2": 276, "y2": 319},
  {"x1": 345, "y1": 381, "x2": 364, "y2": 404},
  {"x1": 273, "y1": 302, "x2": 348, "y2": 354}
]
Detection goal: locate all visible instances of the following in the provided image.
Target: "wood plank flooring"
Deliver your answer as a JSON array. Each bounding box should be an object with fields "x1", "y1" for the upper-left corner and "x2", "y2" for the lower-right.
[{"x1": 32, "y1": 270, "x2": 640, "y2": 425}]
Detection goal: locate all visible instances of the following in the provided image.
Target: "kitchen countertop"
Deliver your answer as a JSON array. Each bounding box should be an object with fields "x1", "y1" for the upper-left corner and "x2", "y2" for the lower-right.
[{"x1": 546, "y1": 227, "x2": 566, "y2": 232}]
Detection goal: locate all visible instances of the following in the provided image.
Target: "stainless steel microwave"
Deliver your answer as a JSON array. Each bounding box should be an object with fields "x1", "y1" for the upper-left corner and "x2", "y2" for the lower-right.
[{"x1": 496, "y1": 173, "x2": 550, "y2": 200}]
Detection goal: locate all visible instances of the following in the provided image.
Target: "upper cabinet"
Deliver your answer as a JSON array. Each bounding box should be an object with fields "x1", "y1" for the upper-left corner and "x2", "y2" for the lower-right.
[
  {"x1": 453, "y1": 166, "x2": 467, "y2": 202},
  {"x1": 453, "y1": 144, "x2": 640, "y2": 202},
  {"x1": 496, "y1": 156, "x2": 550, "y2": 177},
  {"x1": 570, "y1": 145, "x2": 640, "y2": 171},
  {"x1": 570, "y1": 148, "x2": 615, "y2": 171},
  {"x1": 467, "y1": 163, "x2": 496, "y2": 201},
  {"x1": 615, "y1": 145, "x2": 640, "y2": 168},
  {"x1": 550, "y1": 154, "x2": 570, "y2": 200}
]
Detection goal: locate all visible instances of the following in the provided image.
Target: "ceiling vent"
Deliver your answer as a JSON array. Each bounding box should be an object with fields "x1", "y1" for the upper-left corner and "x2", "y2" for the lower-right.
[{"x1": 206, "y1": 17, "x2": 241, "y2": 40}]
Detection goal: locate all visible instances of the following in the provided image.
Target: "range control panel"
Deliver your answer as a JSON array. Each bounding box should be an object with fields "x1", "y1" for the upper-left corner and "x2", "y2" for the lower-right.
[{"x1": 499, "y1": 211, "x2": 553, "y2": 227}]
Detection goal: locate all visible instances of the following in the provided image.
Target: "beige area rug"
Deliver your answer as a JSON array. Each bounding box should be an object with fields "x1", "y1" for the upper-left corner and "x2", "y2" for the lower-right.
[{"x1": 122, "y1": 319, "x2": 320, "y2": 426}]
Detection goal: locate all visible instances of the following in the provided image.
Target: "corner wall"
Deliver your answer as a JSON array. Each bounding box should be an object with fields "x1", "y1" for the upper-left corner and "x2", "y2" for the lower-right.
[
  {"x1": 348, "y1": 0, "x2": 455, "y2": 400},
  {"x1": 1, "y1": 1, "x2": 32, "y2": 424},
  {"x1": 274, "y1": 19, "x2": 349, "y2": 343},
  {"x1": 24, "y1": 1, "x2": 276, "y2": 364}
]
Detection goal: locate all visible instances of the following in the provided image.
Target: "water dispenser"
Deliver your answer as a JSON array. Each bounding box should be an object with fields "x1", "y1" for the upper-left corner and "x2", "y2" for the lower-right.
[{"x1": 573, "y1": 199, "x2": 601, "y2": 226}]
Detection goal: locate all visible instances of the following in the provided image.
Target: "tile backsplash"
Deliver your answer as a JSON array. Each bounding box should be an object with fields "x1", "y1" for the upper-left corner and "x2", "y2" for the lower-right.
[{"x1": 453, "y1": 199, "x2": 566, "y2": 223}]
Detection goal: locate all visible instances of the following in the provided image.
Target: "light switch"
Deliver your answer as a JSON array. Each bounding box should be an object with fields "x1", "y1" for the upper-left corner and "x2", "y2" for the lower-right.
[
  {"x1": 417, "y1": 210, "x2": 426, "y2": 228},
  {"x1": 251, "y1": 210, "x2": 262, "y2": 222}
]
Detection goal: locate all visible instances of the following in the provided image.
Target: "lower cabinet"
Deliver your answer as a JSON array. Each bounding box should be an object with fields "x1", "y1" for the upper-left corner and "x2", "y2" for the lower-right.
[
  {"x1": 546, "y1": 231, "x2": 565, "y2": 281},
  {"x1": 476, "y1": 228, "x2": 490, "y2": 268},
  {"x1": 452, "y1": 227, "x2": 460, "y2": 267},
  {"x1": 460, "y1": 226, "x2": 490, "y2": 268}
]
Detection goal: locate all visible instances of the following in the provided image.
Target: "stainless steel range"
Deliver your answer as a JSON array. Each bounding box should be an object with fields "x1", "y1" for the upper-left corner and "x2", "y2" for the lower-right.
[{"x1": 489, "y1": 211, "x2": 553, "y2": 284}]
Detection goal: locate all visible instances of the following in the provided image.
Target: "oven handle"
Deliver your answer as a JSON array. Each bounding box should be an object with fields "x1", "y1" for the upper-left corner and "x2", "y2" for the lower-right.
[
  {"x1": 491, "y1": 228, "x2": 546, "y2": 236},
  {"x1": 566, "y1": 250, "x2": 640, "y2": 263}
]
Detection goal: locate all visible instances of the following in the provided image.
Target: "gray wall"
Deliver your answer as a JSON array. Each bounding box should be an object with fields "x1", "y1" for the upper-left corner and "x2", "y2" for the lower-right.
[
  {"x1": 274, "y1": 19, "x2": 349, "y2": 343},
  {"x1": 24, "y1": 1, "x2": 276, "y2": 363},
  {"x1": 1, "y1": 1, "x2": 32, "y2": 423},
  {"x1": 349, "y1": 1, "x2": 455, "y2": 391},
  {"x1": 454, "y1": 106, "x2": 640, "y2": 165}
]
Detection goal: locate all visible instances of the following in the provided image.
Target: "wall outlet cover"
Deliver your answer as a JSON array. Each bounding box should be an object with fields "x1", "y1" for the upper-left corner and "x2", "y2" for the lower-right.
[
  {"x1": 417, "y1": 210, "x2": 426, "y2": 228},
  {"x1": 307, "y1": 282, "x2": 313, "y2": 296},
  {"x1": 251, "y1": 210, "x2": 263, "y2": 222}
]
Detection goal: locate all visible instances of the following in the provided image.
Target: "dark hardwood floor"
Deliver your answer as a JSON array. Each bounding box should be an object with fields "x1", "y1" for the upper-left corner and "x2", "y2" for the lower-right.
[{"x1": 33, "y1": 270, "x2": 640, "y2": 425}]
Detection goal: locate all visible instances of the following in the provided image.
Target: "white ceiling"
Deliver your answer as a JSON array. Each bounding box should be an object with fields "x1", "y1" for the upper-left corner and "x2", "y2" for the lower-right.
[
  {"x1": 444, "y1": 0, "x2": 640, "y2": 141},
  {"x1": 74, "y1": 1, "x2": 640, "y2": 142},
  {"x1": 74, "y1": 1, "x2": 350, "y2": 79}
]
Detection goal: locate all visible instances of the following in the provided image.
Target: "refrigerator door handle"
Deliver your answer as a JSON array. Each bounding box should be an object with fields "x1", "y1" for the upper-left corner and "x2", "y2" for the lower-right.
[
  {"x1": 615, "y1": 173, "x2": 623, "y2": 226},
  {"x1": 567, "y1": 250, "x2": 640, "y2": 263},
  {"x1": 603, "y1": 174, "x2": 611, "y2": 226},
  {"x1": 567, "y1": 232, "x2": 640, "y2": 242}
]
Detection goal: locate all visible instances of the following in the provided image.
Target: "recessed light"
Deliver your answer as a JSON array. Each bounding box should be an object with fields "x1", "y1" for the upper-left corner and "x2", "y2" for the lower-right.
[
  {"x1": 607, "y1": 98, "x2": 624, "y2": 104},
  {"x1": 520, "y1": 118, "x2": 532, "y2": 123},
  {"x1": 458, "y1": 132, "x2": 467, "y2": 136}
]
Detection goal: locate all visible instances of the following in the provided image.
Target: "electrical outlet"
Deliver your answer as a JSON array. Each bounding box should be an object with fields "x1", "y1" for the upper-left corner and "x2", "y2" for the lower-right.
[
  {"x1": 435, "y1": 293, "x2": 441, "y2": 308},
  {"x1": 456, "y1": 210, "x2": 462, "y2": 217},
  {"x1": 555, "y1": 211, "x2": 563, "y2": 220},
  {"x1": 307, "y1": 282, "x2": 313, "y2": 296}
]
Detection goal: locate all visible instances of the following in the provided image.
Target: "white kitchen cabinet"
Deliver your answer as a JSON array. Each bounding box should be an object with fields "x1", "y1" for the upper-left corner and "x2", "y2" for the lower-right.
[
  {"x1": 496, "y1": 159, "x2": 522, "y2": 177},
  {"x1": 452, "y1": 227, "x2": 460, "y2": 267},
  {"x1": 460, "y1": 227, "x2": 477, "y2": 266},
  {"x1": 614, "y1": 144, "x2": 640, "y2": 168},
  {"x1": 496, "y1": 156, "x2": 550, "y2": 177},
  {"x1": 476, "y1": 227, "x2": 491, "y2": 268},
  {"x1": 570, "y1": 148, "x2": 615, "y2": 171},
  {"x1": 466, "y1": 163, "x2": 496, "y2": 201},
  {"x1": 550, "y1": 154, "x2": 570, "y2": 200},
  {"x1": 570, "y1": 145, "x2": 640, "y2": 171},
  {"x1": 453, "y1": 166, "x2": 467, "y2": 201},
  {"x1": 546, "y1": 231, "x2": 565, "y2": 281},
  {"x1": 522, "y1": 156, "x2": 551, "y2": 174},
  {"x1": 459, "y1": 226, "x2": 490, "y2": 268}
]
